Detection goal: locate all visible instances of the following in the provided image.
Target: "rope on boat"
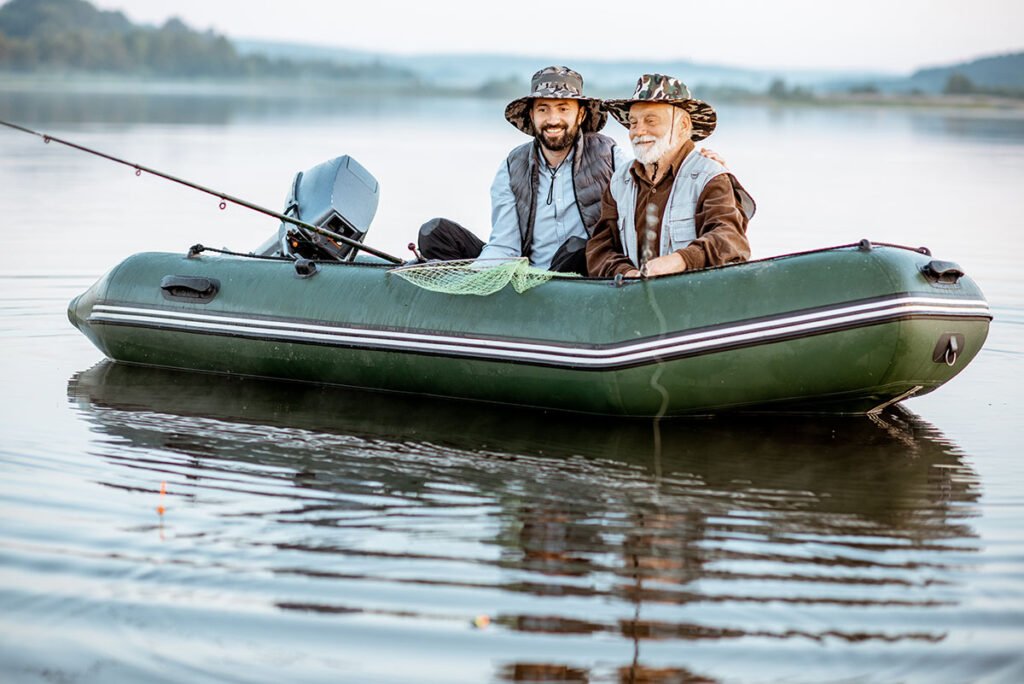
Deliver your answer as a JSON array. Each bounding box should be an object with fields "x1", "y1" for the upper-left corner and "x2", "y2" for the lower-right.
[{"x1": 186, "y1": 244, "x2": 293, "y2": 261}]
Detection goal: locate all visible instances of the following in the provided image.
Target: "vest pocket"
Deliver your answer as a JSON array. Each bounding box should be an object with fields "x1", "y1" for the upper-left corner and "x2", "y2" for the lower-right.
[
  {"x1": 618, "y1": 217, "x2": 635, "y2": 263},
  {"x1": 667, "y1": 217, "x2": 697, "y2": 249}
]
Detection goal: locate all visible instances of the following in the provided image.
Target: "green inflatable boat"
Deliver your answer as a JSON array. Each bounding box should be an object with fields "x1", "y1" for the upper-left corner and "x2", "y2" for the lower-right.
[
  {"x1": 68, "y1": 240, "x2": 990, "y2": 417},
  {"x1": 60, "y1": 154, "x2": 991, "y2": 417}
]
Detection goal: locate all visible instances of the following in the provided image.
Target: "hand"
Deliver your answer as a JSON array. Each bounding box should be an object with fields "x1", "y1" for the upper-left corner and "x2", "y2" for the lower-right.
[
  {"x1": 640, "y1": 253, "x2": 686, "y2": 278},
  {"x1": 699, "y1": 147, "x2": 727, "y2": 168},
  {"x1": 623, "y1": 268, "x2": 641, "y2": 278}
]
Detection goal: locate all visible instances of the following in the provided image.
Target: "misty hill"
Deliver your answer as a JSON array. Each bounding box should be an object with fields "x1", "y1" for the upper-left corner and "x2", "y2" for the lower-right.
[
  {"x1": 908, "y1": 51, "x2": 1024, "y2": 93},
  {"x1": 4, "y1": 0, "x2": 1020, "y2": 100},
  {"x1": 0, "y1": 0, "x2": 415, "y2": 82},
  {"x1": 0, "y1": 0, "x2": 234, "y2": 74},
  {"x1": 0, "y1": 0, "x2": 131, "y2": 38},
  {"x1": 236, "y1": 41, "x2": 773, "y2": 92},
  {"x1": 236, "y1": 39, "x2": 891, "y2": 96}
]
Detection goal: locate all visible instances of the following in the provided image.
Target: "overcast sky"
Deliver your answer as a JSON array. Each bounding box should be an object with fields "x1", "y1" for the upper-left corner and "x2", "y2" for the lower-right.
[{"x1": 90, "y1": 0, "x2": 1022, "y2": 74}]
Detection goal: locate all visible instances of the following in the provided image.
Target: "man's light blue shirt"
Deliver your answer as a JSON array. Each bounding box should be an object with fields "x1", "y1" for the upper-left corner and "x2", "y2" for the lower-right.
[{"x1": 480, "y1": 144, "x2": 629, "y2": 270}]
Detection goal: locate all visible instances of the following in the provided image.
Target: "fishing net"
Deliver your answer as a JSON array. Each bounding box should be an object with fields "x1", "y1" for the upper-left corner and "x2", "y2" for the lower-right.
[{"x1": 389, "y1": 258, "x2": 578, "y2": 296}]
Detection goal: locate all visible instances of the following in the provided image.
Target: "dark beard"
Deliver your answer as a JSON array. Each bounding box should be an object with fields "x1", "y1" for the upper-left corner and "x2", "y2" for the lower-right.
[{"x1": 536, "y1": 121, "x2": 579, "y2": 152}]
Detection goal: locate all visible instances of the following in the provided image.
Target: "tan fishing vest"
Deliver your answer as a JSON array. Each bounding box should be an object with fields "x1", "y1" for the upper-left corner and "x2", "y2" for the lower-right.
[{"x1": 609, "y1": 151, "x2": 755, "y2": 267}]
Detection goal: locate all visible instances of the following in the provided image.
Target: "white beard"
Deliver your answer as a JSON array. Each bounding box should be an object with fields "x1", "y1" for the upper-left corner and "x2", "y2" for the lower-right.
[{"x1": 631, "y1": 132, "x2": 674, "y2": 165}]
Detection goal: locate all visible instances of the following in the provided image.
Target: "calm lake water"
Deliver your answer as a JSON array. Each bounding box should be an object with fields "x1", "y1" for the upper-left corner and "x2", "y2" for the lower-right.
[{"x1": 1, "y1": 86, "x2": 1023, "y2": 683}]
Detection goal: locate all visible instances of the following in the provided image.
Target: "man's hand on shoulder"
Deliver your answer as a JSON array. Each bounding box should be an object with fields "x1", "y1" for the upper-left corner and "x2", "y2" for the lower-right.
[
  {"x1": 699, "y1": 148, "x2": 727, "y2": 169},
  {"x1": 640, "y1": 253, "x2": 686, "y2": 278}
]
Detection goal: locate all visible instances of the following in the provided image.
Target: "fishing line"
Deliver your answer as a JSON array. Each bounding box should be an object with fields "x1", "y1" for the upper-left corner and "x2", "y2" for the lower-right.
[
  {"x1": 0, "y1": 119, "x2": 403, "y2": 265},
  {"x1": 644, "y1": 282, "x2": 670, "y2": 483},
  {"x1": 640, "y1": 206, "x2": 670, "y2": 484}
]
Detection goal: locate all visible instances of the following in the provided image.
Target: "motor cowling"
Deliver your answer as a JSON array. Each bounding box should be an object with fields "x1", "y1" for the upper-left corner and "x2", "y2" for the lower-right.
[{"x1": 255, "y1": 156, "x2": 380, "y2": 260}]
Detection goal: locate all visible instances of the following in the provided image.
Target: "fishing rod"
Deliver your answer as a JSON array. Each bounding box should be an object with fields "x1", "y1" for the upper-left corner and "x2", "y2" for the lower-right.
[{"x1": 0, "y1": 119, "x2": 404, "y2": 265}]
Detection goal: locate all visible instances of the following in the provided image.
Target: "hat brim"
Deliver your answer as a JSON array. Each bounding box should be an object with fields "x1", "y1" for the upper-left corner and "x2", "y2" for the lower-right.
[
  {"x1": 603, "y1": 98, "x2": 717, "y2": 141},
  {"x1": 505, "y1": 96, "x2": 608, "y2": 136}
]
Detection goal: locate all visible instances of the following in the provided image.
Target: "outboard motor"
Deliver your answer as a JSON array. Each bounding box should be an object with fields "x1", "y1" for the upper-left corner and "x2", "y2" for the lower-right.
[{"x1": 255, "y1": 156, "x2": 380, "y2": 261}]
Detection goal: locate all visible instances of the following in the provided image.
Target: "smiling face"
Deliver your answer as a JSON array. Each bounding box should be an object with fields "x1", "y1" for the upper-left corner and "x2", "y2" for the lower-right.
[
  {"x1": 627, "y1": 102, "x2": 692, "y2": 165},
  {"x1": 531, "y1": 98, "x2": 585, "y2": 152}
]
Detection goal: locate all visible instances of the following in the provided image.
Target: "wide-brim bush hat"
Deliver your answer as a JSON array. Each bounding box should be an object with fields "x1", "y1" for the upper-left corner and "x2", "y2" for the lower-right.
[
  {"x1": 604, "y1": 73, "x2": 717, "y2": 141},
  {"x1": 505, "y1": 66, "x2": 607, "y2": 136}
]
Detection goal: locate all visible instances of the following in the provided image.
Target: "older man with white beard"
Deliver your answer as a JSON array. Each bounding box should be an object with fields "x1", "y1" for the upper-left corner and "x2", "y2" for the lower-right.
[{"x1": 586, "y1": 74, "x2": 755, "y2": 279}]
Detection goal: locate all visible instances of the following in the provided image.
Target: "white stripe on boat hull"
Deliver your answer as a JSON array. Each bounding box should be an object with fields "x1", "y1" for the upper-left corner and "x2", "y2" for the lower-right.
[{"x1": 87, "y1": 296, "x2": 991, "y2": 369}]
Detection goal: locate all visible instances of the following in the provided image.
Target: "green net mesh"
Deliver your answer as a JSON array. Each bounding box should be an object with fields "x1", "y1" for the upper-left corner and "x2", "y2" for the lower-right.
[{"x1": 389, "y1": 258, "x2": 579, "y2": 296}]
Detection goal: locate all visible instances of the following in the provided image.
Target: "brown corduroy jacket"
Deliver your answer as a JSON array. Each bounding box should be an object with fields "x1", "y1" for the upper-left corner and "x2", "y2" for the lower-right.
[{"x1": 586, "y1": 140, "x2": 751, "y2": 277}]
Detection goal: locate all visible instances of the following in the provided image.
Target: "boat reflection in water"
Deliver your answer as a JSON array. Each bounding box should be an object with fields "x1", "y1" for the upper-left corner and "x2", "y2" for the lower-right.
[{"x1": 68, "y1": 362, "x2": 980, "y2": 683}]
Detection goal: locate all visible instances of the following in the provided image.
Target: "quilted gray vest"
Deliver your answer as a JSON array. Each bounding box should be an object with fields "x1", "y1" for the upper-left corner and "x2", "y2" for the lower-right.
[
  {"x1": 609, "y1": 151, "x2": 756, "y2": 267},
  {"x1": 505, "y1": 132, "x2": 617, "y2": 258}
]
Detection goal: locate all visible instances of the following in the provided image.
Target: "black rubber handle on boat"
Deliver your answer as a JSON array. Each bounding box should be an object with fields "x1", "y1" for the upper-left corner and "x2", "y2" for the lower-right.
[
  {"x1": 0, "y1": 118, "x2": 404, "y2": 265},
  {"x1": 921, "y1": 260, "x2": 965, "y2": 284},
  {"x1": 160, "y1": 275, "x2": 220, "y2": 301}
]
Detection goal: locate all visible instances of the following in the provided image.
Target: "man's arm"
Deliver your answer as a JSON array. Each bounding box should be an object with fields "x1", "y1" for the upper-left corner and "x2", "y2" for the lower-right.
[
  {"x1": 640, "y1": 174, "x2": 751, "y2": 277},
  {"x1": 677, "y1": 174, "x2": 751, "y2": 270},
  {"x1": 586, "y1": 185, "x2": 638, "y2": 278},
  {"x1": 477, "y1": 161, "x2": 524, "y2": 261}
]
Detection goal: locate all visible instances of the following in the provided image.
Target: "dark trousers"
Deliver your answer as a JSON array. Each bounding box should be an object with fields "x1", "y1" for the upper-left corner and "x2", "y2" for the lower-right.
[
  {"x1": 417, "y1": 218, "x2": 588, "y2": 276},
  {"x1": 417, "y1": 217, "x2": 485, "y2": 261}
]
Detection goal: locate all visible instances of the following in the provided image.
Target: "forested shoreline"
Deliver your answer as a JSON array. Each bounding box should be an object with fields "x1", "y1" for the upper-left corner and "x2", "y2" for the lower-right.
[
  {"x1": 2, "y1": 0, "x2": 1021, "y2": 103},
  {"x1": 0, "y1": 0, "x2": 416, "y2": 83}
]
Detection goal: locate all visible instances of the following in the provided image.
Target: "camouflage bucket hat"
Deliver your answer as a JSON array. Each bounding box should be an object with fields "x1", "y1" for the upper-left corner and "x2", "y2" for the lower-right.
[
  {"x1": 604, "y1": 74, "x2": 717, "y2": 141},
  {"x1": 505, "y1": 66, "x2": 607, "y2": 136}
]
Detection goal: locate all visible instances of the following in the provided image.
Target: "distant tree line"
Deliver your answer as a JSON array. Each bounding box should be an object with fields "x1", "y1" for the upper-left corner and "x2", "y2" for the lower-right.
[
  {"x1": 915, "y1": 51, "x2": 1024, "y2": 91},
  {"x1": 942, "y1": 72, "x2": 1024, "y2": 98},
  {"x1": 765, "y1": 78, "x2": 814, "y2": 101},
  {"x1": 0, "y1": 0, "x2": 417, "y2": 83}
]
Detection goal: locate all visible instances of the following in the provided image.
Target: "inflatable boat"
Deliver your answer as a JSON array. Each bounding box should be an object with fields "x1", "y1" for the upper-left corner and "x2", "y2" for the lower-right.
[{"x1": 66, "y1": 157, "x2": 991, "y2": 417}]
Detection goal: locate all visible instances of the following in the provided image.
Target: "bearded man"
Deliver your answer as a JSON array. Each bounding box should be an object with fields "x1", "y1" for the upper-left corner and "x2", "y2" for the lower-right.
[
  {"x1": 418, "y1": 66, "x2": 627, "y2": 274},
  {"x1": 586, "y1": 74, "x2": 756, "y2": 279}
]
